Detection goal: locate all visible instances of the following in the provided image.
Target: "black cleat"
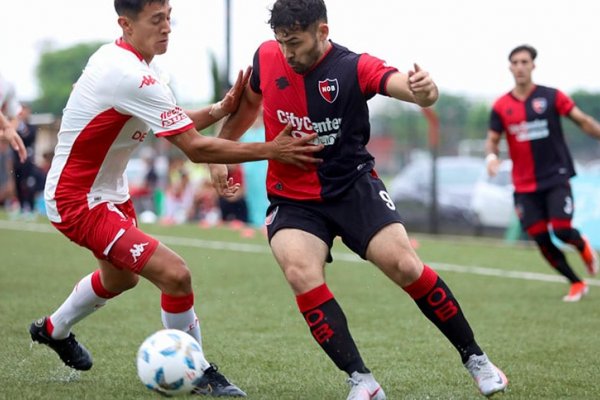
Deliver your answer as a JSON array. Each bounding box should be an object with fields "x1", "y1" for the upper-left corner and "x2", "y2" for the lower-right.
[
  {"x1": 29, "y1": 317, "x2": 93, "y2": 371},
  {"x1": 193, "y1": 363, "x2": 246, "y2": 397}
]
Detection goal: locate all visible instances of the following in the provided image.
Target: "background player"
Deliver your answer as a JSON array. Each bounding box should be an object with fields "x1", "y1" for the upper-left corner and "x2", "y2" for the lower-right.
[
  {"x1": 210, "y1": 0, "x2": 508, "y2": 398},
  {"x1": 486, "y1": 44, "x2": 600, "y2": 302},
  {"x1": 29, "y1": 0, "x2": 321, "y2": 397}
]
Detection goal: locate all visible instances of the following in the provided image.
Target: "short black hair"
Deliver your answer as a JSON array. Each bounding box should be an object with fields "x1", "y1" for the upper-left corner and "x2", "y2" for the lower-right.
[
  {"x1": 509, "y1": 44, "x2": 537, "y2": 61},
  {"x1": 268, "y1": 0, "x2": 327, "y2": 31},
  {"x1": 114, "y1": 0, "x2": 166, "y2": 18}
]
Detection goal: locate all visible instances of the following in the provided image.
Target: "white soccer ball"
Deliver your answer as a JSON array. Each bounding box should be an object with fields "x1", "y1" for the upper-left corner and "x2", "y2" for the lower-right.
[{"x1": 136, "y1": 329, "x2": 205, "y2": 396}]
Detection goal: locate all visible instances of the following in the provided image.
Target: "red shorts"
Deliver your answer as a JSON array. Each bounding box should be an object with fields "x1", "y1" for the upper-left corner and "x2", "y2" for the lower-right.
[{"x1": 52, "y1": 200, "x2": 158, "y2": 273}]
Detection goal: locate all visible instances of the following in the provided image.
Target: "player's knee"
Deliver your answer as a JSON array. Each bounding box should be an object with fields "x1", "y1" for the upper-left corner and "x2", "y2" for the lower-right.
[{"x1": 165, "y1": 262, "x2": 192, "y2": 293}]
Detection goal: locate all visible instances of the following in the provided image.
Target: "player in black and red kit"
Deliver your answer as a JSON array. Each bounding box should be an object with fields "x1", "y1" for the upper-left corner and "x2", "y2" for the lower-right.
[
  {"x1": 212, "y1": 1, "x2": 508, "y2": 398},
  {"x1": 486, "y1": 44, "x2": 600, "y2": 302}
]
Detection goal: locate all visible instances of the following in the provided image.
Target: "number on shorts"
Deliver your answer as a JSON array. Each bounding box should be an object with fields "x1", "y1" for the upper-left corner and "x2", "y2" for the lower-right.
[{"x1": 379, "y1": 190, "x2": 396, "y2": 210}]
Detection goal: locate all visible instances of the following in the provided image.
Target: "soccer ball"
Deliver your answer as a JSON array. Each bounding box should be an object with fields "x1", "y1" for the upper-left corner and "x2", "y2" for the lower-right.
[{"x1": 136, "y1": 329, "x2": 205, "y2": 396}]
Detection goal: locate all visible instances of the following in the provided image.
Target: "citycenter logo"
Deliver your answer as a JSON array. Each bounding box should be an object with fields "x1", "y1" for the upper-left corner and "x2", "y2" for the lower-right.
[{"x1": 276, "y1": 110, "x2": 342, "y2": 146}]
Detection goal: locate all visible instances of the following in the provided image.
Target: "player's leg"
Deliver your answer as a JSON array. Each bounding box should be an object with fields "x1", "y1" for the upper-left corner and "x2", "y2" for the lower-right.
[
  {"x1": 517, "y1": 191, "x2": 587, "y2": 300},
  {"x1": 139, "y1": 242, "x2": 246, "y2": 397},
  {"x1": 29, "y1": 202, "x2": 146, "y2": 370},
  {"x1": 267, "y1": 198, "x2": 383, "y2": 398},
  {"x1": 548, "y1": 184, "x2": 598, "y2": 277},
  {"x1": 366, "y1": 223, "x2": 507, "y2": 397}
]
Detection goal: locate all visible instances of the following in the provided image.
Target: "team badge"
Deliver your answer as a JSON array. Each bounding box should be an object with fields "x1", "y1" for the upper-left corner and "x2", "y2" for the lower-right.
[
  {"x1": 318, "y1": 79, "x2": 339, "y2": 103},
  {"x1": 532, "y1": 97, "x2": 547, "y2": 114}
]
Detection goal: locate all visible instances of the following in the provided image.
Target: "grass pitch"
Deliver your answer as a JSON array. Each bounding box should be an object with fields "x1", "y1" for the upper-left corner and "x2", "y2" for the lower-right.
[{"x1": 1, "y1": 215, "x2": 599, "y2": 399}]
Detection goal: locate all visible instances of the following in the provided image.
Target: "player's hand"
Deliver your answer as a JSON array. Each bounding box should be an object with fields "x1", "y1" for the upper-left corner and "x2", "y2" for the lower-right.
[
  {"x1": 407, "y1": 63, "x2": 437, "y2": 107},
  {"x1": 212, "y1": 67, "x2": 252, "y2": 119},
  {"x1": 271, "y1": 124, "x2": 323, "y2": 170},
  {"x1": 208, "y1": 163, "x2": 241, "y2": 198},
  {"x1": 0, "y1": 126, "x2": 27, "y2": 163},
  {"x1": 486, "y1": 155, "x2": 501, "y2": 177}
]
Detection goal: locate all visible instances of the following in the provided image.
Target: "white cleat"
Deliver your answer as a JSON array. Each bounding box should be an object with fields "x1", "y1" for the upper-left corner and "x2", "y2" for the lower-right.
[
  {"x1": 346, "y1": 371, "x2": 386, "y2": 400},
  {"x1": 464, "y1": 353, "x2": 508, "y2": 397}
]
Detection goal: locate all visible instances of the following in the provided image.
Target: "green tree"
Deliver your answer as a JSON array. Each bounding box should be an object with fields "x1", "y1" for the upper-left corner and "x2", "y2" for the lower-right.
[{"x1": 33, "y1": 42, "x2": 103, "y2": 115}]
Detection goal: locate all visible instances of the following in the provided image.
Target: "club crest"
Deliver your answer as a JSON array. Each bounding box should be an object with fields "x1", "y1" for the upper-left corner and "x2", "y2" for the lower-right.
[
  {"x1": 532, "y1": 97, "x2": 547, "y2": 114},
  {"x1": 318, "y1": 79, "x2": 339, "y2": 103}
]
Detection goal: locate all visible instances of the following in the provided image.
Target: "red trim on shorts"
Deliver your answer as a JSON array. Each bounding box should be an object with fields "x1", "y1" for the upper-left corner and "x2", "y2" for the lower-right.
[
  {"x1": 296, "y1": 284, "x2": 334, "y2": 312},
  {"x1": 161, "y1": 293, "x2": 194, "y2": 313},
  {"x1": 550, "y1": 218, "x2": 572, "y2": 230},
  {"x1": 526, "y1": 220, "x2": 548, "y2": 236},
  {"x1": 91, "y1": 270, "x2": 119, "y2": 299},
  {"x1": 403, "y1": 265, "x2": 438, "y2": 300}
]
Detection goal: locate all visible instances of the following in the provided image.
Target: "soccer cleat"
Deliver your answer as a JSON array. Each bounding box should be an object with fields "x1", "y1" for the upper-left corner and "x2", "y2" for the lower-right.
[
  {"x1": 464, "y1": 353, "x2": 508, "y2": 397},
  {"x1": 562, "y1": 281, "x2": 589, "y2": 302},
  {"x1": 193, "y1": 363, "x2": 247, "y2": 397},
  {"x1": 29, "y1": 317, "x2": 93, "y2": 371},
  {"x1": 346, "y1": 371, "x2": 386, "y2": 400},
  {"x1": 581, "y1": 237, "x2": 599, "y2": 276}
]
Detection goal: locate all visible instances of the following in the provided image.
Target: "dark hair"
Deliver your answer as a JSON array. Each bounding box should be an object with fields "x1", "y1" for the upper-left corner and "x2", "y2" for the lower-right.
[
  {"x1": 114, "y1": 0, "x2": 166, "y2": 18},
  {"x1": 268, "y1": 0, "x2": 327, "y2": 31},
  {"x1": 509, "y1": 44, "x2": 537, "y2": 61}
]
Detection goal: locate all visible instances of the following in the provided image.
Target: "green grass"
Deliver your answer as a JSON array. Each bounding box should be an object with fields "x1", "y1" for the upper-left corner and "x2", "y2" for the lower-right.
[{"x1": 1, "y1": 215, "x2": 599, "y2": 399}]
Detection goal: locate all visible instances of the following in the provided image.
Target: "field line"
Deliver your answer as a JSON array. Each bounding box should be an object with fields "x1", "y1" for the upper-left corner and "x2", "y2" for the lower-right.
[{"x1": 2, "y1": 220, "x2": 599, "y2": 287}]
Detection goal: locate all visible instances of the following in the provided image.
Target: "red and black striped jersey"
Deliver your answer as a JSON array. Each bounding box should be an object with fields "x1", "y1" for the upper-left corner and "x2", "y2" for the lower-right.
[
  {"x1": 250, "y1": 40, "x2": 398, "y2": 201},
  {"x1": 490, "y1": 85, "x2": 575, "y2": 193}
]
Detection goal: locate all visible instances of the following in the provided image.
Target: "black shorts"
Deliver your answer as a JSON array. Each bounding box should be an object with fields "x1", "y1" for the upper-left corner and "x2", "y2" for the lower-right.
[
  {"x1": 514, "y1": 182, "x2": 574, "y2": 230},
  {"x1": 265, "y1": 172, "x2": 403, "y2": 261}
]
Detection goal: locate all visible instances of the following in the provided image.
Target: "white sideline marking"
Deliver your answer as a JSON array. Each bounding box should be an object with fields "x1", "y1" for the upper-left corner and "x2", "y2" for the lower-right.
[{"x1": 1, "y1": 220, "x2": 599, "y2": 287}]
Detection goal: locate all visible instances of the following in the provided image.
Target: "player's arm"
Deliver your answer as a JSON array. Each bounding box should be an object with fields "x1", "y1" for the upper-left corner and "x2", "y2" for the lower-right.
[
  {"x1": 0, "y1": 110, "x2": 27, "y2": 163},
  {"x1": 386, "y1": 64, "x2": 438, "y2": 107},
  {"x1": 568, "y1": 106, "x2": 600, "y2": 139},
  {"x1": 485, "y1": 129, "x2": 502, "y2": 177},
  {"x1": 184, "y1": 67, "x2": 252, "y2": 131},
  {"x1": 165, "y1": 124, "x2": 322, "y2": 167},
  {"x1": 217, "y1": 83, "x2": 263, "y2": 141}
]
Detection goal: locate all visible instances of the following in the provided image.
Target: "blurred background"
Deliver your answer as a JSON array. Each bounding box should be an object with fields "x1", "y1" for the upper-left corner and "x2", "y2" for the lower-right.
[{"x1": 1, "y1": 0, "x2": 599, "y2": 245}]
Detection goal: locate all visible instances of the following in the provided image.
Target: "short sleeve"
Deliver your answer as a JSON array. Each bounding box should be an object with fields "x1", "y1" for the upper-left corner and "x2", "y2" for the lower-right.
[
  {"x1": 113, "y1": 70, "x2": 193, "y2": 137},
  {"x1": 357, "y1": 53, "x2": 399, "y2": 97},
  {"x1": 555, "y1": 89, "x2": 575, "y2": 116},
  {"x1": 489, "y1": 107, "x2": 504, "y2": 134}
]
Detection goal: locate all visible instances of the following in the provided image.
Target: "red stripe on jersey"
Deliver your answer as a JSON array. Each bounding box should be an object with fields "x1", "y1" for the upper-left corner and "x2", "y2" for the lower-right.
[
  {"x1": 54, "y1": 108, "x2": 131, "y2": 221},
  {"x1": 492, "y1": 95, "x2": 537, "y2": 192},
  {"x1": 258, "y1": 41, "x2": 322, "y2": 200},
  {"x1": 155, "y1": 121, "x2": 194, "y2": 137}
]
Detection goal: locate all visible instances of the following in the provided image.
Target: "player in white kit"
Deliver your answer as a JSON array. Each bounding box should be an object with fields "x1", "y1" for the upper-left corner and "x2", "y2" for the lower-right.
[{"x1": 28, "y1": 0, "x2": 322, "y2": 396}]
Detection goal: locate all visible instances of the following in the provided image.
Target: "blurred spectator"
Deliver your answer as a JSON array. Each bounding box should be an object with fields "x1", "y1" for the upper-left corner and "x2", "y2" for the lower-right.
[
  {"x1": 0, "y1": 141, "x2": 15, "y2": 207},
  {"x1": 13, "y1": 103, "x2": 46, "y2": 216},
  {"x1": 161, "y1": 158, "x2": 195, "y2": 224}
]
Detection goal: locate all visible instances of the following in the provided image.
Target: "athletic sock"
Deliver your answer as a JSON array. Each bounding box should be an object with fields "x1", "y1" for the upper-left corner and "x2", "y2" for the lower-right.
[
  {"x1": 533, "y1": 232, "x2": 581, "y2": 283},
  {"x1": 296, "y1": 284, "x2": 369, "y2": 375},
  {"x1": 403, "y1": 265, "x2": 482, "y2": 363},
  {"x1": 161, "y1": 292, "x2": 209, "y2": 371},
  {"x1": 48, "y1": 270, "x2": 119, "y2": 339}
]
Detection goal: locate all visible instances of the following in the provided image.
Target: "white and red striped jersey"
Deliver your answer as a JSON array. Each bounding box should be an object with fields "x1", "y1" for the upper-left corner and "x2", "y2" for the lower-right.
[{"x1": 45, "y1": 38, "x2": 194, "y2": 223}]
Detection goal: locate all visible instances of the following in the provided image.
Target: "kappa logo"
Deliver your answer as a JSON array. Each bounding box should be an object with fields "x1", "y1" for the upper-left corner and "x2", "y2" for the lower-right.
[
  {"x1": 139, "y1": 75, "x2": 157, "y2": 88},
  {"x1": 130, "y1": 242, "x2": 149, "y2": 263},
  {"x1": 532, "y1": 97, "x2": 547, "y2": 114},
  {"x1": 318, "y1": 78, "x2": 339, "y2": 103}
]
